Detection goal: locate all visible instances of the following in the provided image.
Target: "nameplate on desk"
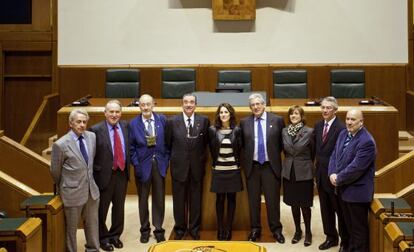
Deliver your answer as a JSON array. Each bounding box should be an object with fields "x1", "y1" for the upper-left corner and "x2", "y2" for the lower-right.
[
  {"x1": 359, "y1": 100, "x2": 375, "y2": 105},
  {"x1": 304, "y1": 101, "x2": 320, "y2": 106}
]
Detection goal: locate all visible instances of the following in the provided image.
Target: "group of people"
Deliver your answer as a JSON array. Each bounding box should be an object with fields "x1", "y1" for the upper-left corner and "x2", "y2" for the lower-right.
[{"x1": 50, "y1": 93, "x2": 376, "y2": 252}]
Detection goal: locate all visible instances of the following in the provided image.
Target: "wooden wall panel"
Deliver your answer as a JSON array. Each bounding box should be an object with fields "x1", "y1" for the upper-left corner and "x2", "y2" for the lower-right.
[
  {"x1": 59, "y1": 64, "x2": 408, "y2": 129},
  {"x1": 407, "y1": 91, "x2": 414, "y2": 134}
]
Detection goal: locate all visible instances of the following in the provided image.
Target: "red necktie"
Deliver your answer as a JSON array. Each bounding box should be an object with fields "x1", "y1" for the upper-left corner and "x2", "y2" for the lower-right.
[
  {"x1": 113, "y1": 125, "x2": 125, "y2": 171},
  {"x1": 322, "y1": 123, "x2": 329, "y2": 143}
]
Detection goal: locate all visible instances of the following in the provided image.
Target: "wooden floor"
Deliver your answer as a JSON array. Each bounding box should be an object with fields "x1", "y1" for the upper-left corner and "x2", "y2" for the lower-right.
[{"x1": 77, "y1": 195, "x2": 339, "y2": 252}]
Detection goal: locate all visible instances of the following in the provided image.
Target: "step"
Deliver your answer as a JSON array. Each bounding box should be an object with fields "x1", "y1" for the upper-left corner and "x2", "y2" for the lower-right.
[
  {"x1": 41, "y1": 146, "x2": 52, "y2": 161},
  {"x1": 48, "y1": 135, "x2": 57, "y2": 147},
  {"x1": 399, "y1": 145, "x2": 414, "y2": 154}
]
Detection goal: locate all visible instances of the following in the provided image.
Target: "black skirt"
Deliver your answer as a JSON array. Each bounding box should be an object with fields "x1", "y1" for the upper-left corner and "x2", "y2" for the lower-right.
[
  {"x1": 283, "y1": 165, "x2": 313, "y2": 207},
  {"x1": 210, "y1": 169, "x2": 243, "y2": 193}
]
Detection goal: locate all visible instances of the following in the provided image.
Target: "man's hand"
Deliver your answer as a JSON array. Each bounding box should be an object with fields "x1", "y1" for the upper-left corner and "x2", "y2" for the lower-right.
[{"x1": 329, "y1": 173, "x2": 337, "y2": 186}]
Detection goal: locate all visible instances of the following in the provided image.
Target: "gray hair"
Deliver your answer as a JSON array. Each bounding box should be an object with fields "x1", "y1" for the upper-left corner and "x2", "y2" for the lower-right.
[
  {"x1": 105, "y1": 99, "x2": 122, "y2": 111},
  {"x1": 69, "y1": 109, "x2": 89, "y2": 123},
  {"x1": 182, "y1": 93, "x2": 197, "y2": 104},
  {"x1": 248, "y1": 93, "x2": 265, "y2": 105},
  {"x1": 321, "y1": 96, "x2": 338, "y2": 110}
]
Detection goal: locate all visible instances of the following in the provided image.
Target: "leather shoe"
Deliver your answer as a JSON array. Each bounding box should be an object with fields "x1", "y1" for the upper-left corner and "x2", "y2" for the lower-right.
[
  {"x1": 110, "y1": 238, "x2": 123, "y2": 249},
  {"x1": 291, "y1": 230, "x2": 302, "y2": 244},
  {"x1": 100, "y1": 242, "x2": 114, "y2": 251},
  {"x1": 140, "y1": 234, "x2": 150, "y2": 243},
  {"x1": 304, "y1": 233, "x2": 312, "y2": 247},
  {"x1": 273, "y1": 232, "x2": 285, "y2": 244},
  {"x1": 318, "y1": 240, "x2": 338, "y2": 250},
  {"x1": 190, "y1": 231, "x2": 200, "y2": 240},
  {"x1": 247, "y1": 231, "x2": 261, "y2": 242},
  {"x1": 174, "y1": 231, "x2": 185, "y2": 240},
  {"x1": 155, "y1": 234, "x2": 166, "y2": 243}
]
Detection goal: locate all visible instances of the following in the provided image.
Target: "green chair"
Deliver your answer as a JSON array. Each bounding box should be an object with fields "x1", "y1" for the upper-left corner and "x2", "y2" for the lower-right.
[
  {"x1": 331, "y1": 69, "x2": 365, "y2": 98},
  {"x1": 273, "y1": 70, "x2": 307, "y2": 98},
  {"x1": 105, "y1": 69, "x2": 140, "y2": 98},
  {"x1": 162, "y1": 68, "x2": 196, "y2": 98},
  {"x1": 216, "y1": 70, "x2": 251, "y2": 93}
]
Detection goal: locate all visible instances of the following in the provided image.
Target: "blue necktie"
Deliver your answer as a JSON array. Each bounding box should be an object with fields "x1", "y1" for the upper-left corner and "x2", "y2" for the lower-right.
[
  {"x1": 78, "y1": 135, "x2": 88, "y2": 164},
  {"x1": 343, "y1": 132, "x2": 352, "y2": 149},
  {"x1": 257, "y1": 118, "x2": 266, "y2": 164}
]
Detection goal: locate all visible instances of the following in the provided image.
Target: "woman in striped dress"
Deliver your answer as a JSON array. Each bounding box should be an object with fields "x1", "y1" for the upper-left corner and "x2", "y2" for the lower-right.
[{"x1": 208, "y1": 103, "x2": 243, "y2": 241}]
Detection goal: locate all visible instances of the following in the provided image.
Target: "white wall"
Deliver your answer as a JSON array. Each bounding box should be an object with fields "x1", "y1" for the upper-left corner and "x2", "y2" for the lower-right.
[{"x1": 58, "y1": 0, "x2": 408, "y2": 65}]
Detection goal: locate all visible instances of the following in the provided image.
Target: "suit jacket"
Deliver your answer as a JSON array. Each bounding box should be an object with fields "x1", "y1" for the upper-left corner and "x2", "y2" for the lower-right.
[
  {"x1": 240, "y1": 112, "x2": 285, "y2": 178},
  {"x1": 50, "y1": 130, "x2": 99, "y2": 207},
  {"x1": 166, "y1": 113, "x2": 210, "y2": 182},
  {"x1": 281, "y1": 125, "x2": 315, "y2": 181},
  {"x1": 89, "y1": 120, "x2": 130, "y2": 190},
  {"x1": 208, "y1": 126, "x2": 242, "y2": 168},
  {"x1": 129, "y1": 113, "x2": 170, "y2": 182},
  {"x1": 314, "y1": 117, "x2": 345, "y2": 192},
  {"x1": 328, "y1": 127, "x2": 376, "y2": 203}
]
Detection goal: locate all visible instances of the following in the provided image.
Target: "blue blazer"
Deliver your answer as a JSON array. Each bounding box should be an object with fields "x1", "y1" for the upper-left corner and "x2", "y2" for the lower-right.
[
  {"x1": 328, "y1": 127, "x2": 376, "y2": 203},
  {"x1": 129, "y1": 113, "x2": 170, "y2": 182}
]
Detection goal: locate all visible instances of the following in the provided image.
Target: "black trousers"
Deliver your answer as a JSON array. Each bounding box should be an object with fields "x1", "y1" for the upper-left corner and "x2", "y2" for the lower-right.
[
  {"x1": 135, "y1": 160, "x2": 165, "y2": 235},
  {"x1": 318, "y1": 185, "x2": 348, "y2": 244},
  {"x1": 172, "y1": 174, "x2": 203, "y2": 235},
  {"x1": 340, "y1": 199, "x2": 370, "y2": 252},
  {"x1": 246, "y1": 162, "x2": 282, "y2": 234},
  {"x1": 98, "y1": 169, "x2": 128, "y2": 243}
]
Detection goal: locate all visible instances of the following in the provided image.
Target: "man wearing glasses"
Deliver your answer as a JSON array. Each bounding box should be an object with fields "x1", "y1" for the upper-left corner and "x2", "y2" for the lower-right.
[
  {"x1": 129, "y1": 94, "x2": 170, "y2": 243},
  {"x1": 166, "y1": 93, "x2": 210, "y2": 240}
]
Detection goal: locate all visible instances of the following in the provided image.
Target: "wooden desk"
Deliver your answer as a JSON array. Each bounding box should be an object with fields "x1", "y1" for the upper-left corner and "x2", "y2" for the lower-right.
[
  {"x1": 57, "y1": 98, "x2": 399, "y2": 231},
  {"x1": 384, "y1": 222, "x2": 414, "y2": 252},
  {"x1": 0, "y1": 218, "x2": 42, "y2": 252},
  {"x1": 20, "y1": 195, "x2": 65, "y2": 252},
  {"x1": 270, "y1": 98, "x2": 399, "y2": 169}
]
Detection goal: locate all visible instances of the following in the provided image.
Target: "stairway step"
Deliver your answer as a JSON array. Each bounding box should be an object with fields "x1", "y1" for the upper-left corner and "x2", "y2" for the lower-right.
[
  {"x1": 399, "y1": 145, "x2": 414, "y2": 153},
  {"x1": 42, "y1": 146, "x2": 52, "y2": 161},
  {"x1": 48, "y1": 135, "x2": 57, "y2": 147},
  {"x1": 399, "y1": 131, "x2": 414, "y2": 141}
]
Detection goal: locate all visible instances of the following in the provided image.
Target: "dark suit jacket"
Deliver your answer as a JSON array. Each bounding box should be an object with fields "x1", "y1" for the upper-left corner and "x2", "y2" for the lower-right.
[
  {"x1": 281, "y1": 125, "x2": 315, "y2": 181},
  {"x1": 50, "y1": 130, "x2": 99, "y2": 207},
  {"x1": 314, "y1": 117, "x2": 345, "y2": 192},
  {"x1": 166, "y1": 113, "x2": 210, "y2": 182},
  {"x1": 328, "y1": 127, "x2": 376, "y2": 203},
  {"x1": 89, "y1": 120, "x2": 130, "y2": 190},
  {"x1": 129, "y1": 113, "x2": 170, "y2": 182},
  {"x1": 208, "y1": 126, "x2": 242, "y2": 168},
  {"x1": 240, "y1": 112, "x2": 285, "y2": 178}
]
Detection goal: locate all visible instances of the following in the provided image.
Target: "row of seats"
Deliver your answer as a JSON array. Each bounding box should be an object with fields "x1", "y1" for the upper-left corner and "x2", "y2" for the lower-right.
[{"x1": 105, "y1": 68, "x2": 365, "y2": 99}]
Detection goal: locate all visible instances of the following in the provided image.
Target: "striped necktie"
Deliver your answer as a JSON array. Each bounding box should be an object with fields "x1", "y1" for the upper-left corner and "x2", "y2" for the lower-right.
[{"x1": 343, "y1": 132, "x2": 353, "y2": 148}]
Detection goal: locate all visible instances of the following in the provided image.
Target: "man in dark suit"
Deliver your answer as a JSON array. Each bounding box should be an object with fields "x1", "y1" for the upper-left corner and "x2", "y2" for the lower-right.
[
  {"x1": 50, "y1": 109, "x2": 100, "y2": 252},
  {"x1": 313, "y1": 96, "x2": 348, "y2": 251},
  {"x1": 329, "y1": 109, "x2": 376, "y2": 252},
  {"x1": 240, "y1": 93, "x2": 285, "y2": 243},
  {"x1": 129, "y1": 94, "x2": 170, "y2": 243},
  {"x1": 89, "y1": 100, "x2": 129, "y2": 251},
  {"x1": 166, "y1": 93, "x2": 210, "y2": 240}
]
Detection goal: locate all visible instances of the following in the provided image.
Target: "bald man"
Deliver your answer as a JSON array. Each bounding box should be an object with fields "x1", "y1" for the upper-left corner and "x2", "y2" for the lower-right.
[
  {"x1": 129, "y1": 94, "x2": 170, "y2": 243},
  {"x1": 328, "y1": 109, "x2": 376, "y2": 252}
]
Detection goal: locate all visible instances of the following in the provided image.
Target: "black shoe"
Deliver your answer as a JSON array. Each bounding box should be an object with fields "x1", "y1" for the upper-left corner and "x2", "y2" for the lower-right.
[
  {"x1": 304, "y1": 233, "x2": 312, "y2": 247},
  {"x1": 291, "y1": 230, "x2": 302, "y2": 244},
  {"x1": 273, "y1": 232, "x2": 285, "y2": 244},
  {"x1": 140, "y1": 234, "x2": 150, "y2": 244},
  {"x1": 217, "y1": 230, "x2": 224, "y2": 240},
  {"x1": 247, "y1": 231, "x2": 261, "y2": 242},
  {"x1": 319, "y1": 239, "x2": 338, "y2": 250},
  {"x1": 110, "y1": 238, "x2": 123, "y2": 249},
  {"x1": 100, "y1": 242, "x2": 114, "y2": 251},
  {"x1": 155, "y1": 234, "x2": 166, "y2": 243},
  {"x1": 190, "y1": 231, "x2": 200, "y2": 240},
  {"x1": 174, "y1": 231, "x2": 185, "y2": 240},
  {"x1": 225, "y1": 230, "x2": 232, "y2": 241},
  {"x1": 339, "y1": 244, "x2": 349, "y2": 252}
]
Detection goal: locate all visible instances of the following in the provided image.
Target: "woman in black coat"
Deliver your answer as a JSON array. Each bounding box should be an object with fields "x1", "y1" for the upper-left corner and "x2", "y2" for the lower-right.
[{"x1": 208, "y1": 103, "x2": 243, "y2": 241}]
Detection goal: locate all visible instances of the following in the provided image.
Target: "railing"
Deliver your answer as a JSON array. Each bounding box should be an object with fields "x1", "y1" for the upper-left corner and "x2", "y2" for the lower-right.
[
  {"x1": 0, "y1": 170, "x2": 39, "y2": 217},
  {"x1": 20, "y1": 93, "x2": 59, "y2": 154},
  {"x1": 0, "y1": 130, "x2": 53, "y2": 193},
  {"x1": 374, "y1": 150, "x2": 414, "y2": 194}
]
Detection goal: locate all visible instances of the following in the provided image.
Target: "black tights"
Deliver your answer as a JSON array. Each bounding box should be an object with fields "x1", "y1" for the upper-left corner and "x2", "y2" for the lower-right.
[
  {"x1": 291, "y1": 206, "x2": 312, "y2": 234},
  {"x1": 216, "y1": 193, "x2": 236, "y2": 231}
]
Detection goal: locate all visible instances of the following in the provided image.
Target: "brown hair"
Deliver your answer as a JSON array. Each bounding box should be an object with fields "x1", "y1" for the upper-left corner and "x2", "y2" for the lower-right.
[
  {"x1": 287, "y1": 105, "x2": 306, "y2": 125},
  {"x1": 214, "y1": 103, "x2": 237, "y2": 129}
]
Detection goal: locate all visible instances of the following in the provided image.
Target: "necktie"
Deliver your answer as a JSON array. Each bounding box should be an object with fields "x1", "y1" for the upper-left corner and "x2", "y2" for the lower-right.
[
  {"x1": 322, "y1": 123, "x2": 329, "y2": 143},
  {"x1": 343, "y1": 132, "x2": 353, "y2": 149},
  {"x1": 113, "y1": 125, "x2": 125, "y2": 171},
  {"x1": 257, "y1": 118, "x2": 266, "y2": 164},
  {"x1": 78, "y1": 135, "x2": 88, "y2": 164},
  {"x1": 146, "y1": 119, "x2": 153, "y2": 136},
  {"x1": 187, "y1": 118, "x2": 193, "y2": 136}
]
